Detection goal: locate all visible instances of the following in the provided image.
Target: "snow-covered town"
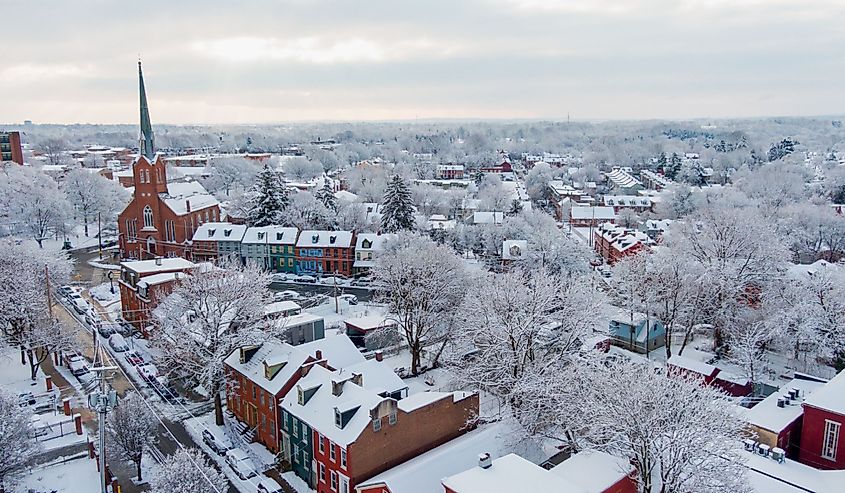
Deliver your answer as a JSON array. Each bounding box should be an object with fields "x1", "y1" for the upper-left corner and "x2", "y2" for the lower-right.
[{"x1": 3, "y1": 3, "x2": 845, "y2": 493}]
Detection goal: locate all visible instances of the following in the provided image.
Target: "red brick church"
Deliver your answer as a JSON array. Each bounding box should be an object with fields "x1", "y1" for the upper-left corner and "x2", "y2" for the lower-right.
[{"x1": 117, "y1": 62, "x2": 220, "y2": 260}]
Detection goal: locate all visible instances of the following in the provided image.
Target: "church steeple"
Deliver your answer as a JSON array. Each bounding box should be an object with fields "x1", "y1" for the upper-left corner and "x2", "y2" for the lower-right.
[{"x1": 138, "y1": 60, "x2": 155, "y2": 160}]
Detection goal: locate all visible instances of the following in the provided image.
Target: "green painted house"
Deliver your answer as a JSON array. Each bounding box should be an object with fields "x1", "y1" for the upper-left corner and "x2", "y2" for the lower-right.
[
  {"x1": 281, "y1": 407, "x2": 315, "y2": 486},
  {"x1": 241, "y1": 226, "x2": 299, "y2": 272}
]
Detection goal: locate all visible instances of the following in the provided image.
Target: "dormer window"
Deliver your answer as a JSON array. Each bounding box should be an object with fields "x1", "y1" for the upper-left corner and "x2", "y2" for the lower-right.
[
  {"x1": 329, "y1": 235, "x2": 337, "y2": 244},
  {"x1": 208, "y1": 229, "x2": 216, "y2": 237},
  {"x1": 334, "y1": 408, "x2": 342, "y2": 428},
  {"x1": 312, "y1": 235, "x2": 319, "y2": 244},
  {"x1": 276, "y1": 232, "x2": 284, "y2": 241},
  {"x1": 362, "y1": 239, "x2": 372, "y2": 249},
  {"x1": 224, "y1": 229, "x2": 232, "y2": 237},
  {"x1": 258, "y1": 232, "x2": 265, "y2": 240}
]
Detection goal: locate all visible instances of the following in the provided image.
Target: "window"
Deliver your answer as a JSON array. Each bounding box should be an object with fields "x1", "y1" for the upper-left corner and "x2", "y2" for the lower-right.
[
  {"x1": 372, "y1": 417, "x2": 381, "y2": 432},
  {"x1": 143, "y1": 205, "x2": 154, "y2": 228},
  {"x1": 389, "y1": 411, "x2": 397, "y2": 425},
  {"x1": 165, "y1": 220, "x2": 175, "y2": 242},
  {"x1": 319, "y1": 463, "x2": 326, "y2": 482},
  {"x1": 282, "y1": 414, "x2": 288, "y2": 431},
  {"x1": 329, "y1": 443, "x2": 336, "y2": 462},
  {"x1": 330, "y1": 471, "x2": 338, "y2": 491},
  {"x1": 340, "y1": 449, "x2": 346, "y2": 469},
  {"x1": 823, "y1": 420, "x2": 841, "y2": 460},
  {"x1": 252, "y1": 385, "x2": 257, "y2": 399},
  {"x1": 340, "y1": 476, "x2": 348, "y2": 493},
  {"x1": 334, "y1": 409, "x2": 342, "y2": 428},
  {"x1": 292, "y1": 420, "x2": 298, "y2": 438},
  {"x1": 293, "y1": 444, "x2": 299, "y2": 463},
  {"x1": 318, "y1": 435, "x2": 325, "y2": 454}
]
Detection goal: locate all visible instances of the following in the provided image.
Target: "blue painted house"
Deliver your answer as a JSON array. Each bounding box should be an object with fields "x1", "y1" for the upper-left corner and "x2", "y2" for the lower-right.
[{"x1": 608, "y1": 318, "x2": 666, "y2": 354}]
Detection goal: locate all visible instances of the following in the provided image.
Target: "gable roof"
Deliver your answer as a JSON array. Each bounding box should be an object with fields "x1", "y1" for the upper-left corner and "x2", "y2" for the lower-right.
[
  {"x1": 223, "y1": 340, "x2": 312, "y2": 396},
  {"x1": 192, "y1": 222, "x2": 247, "y2": 242},
  {"x1": 803, "y1": 370, "x2": 845, "y2": 416},
  {"x1": 242, "y1": 226, "x2": 299, "y2": 245},
  {"x1": 355, "y1": 233, "x2": 396, "y2": 250},
  {"x1": 295, "y1": 230, "x2": 354, "y2": 248},
  {"x1": 161, "y1": 181, "x2": 219, "y2": 215},
  {"x1": 441, "y1": 453, "x2": 586, "y2": 493}
]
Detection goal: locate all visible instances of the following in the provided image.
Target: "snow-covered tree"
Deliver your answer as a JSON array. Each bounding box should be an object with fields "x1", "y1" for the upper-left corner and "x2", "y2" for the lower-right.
[
  {"x1": 283, "y1": 156, "x2": 323, "y2": 182},
  {"x1": 505, "y1": 211, "x2": 590, "y2": 275},
  {"x1": 380, "y1": 174, "x2": 415, "y2": 233},
  {"x1": 0, "y1": 165, "x2": 71, "y2": 247},
  {"x1": 784, "y1": 265, "x2": 845, "y2": 371},
  {"x1": 538, "y1": 356, "x2": 751, "y2": 493},
  {"x1": 62, "y1": 168, "x2": 128, "y2": 236},
  {"x1": 151, "y1": 259, "x2": 272, "y2": 425},
  {"x1": 449, "y1": 268, "x2": 602, "y2": 410},
  {"x1": 372, "y1": 233, "x2": 468, "y2": 374},
  {"x1": 724, "y1": 315, "x2": 783, "y2": 387},
  {"x1": 0, "y1": 390, "x2": 40, "y2": 492},
  {"x1": 777, "y1": 203, "x2": 845, "y2": 262},
  {"x1": 149, "y1": 448, "x2": 227, "y2": 493},
  {"x1": 202, "y1": 156, "x2": 260, "y2": 197},
  {"x1": 82, "y1": 153, "x2": 106, "y2": 168},
  {"x1": 476, "y1": 174, "x2": 510, "y2": 211},
  {"x1": 107, "y1": 392, "x2": 157, "y2": 482},
  {"x1": 524, "y1": 161, "x2": 554, "y2": 202},
  {"x1": 314, "y1": 180, "x2": 337, "y2": 212},
  {"x1": 247, "y1": 163, "x2": 289, "y2": 227},
  {"x1": 280, "y1": 191, "x2": 333, "y2": 230}
]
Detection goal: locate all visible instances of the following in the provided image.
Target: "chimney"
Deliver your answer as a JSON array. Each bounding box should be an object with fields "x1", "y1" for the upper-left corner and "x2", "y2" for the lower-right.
[
  {"x1": 186, "y1": 199, "x2": 191, "y2": 213},
  {"x1": 478, "y1": 453, "x2": 492, "y2": 469},
  {"x1": 315, "y1": 350, "x2": 323, "y2": 361},
  {"x1": 155, "y1": 257, "x2": 162, "y2": 266},
  {"x1": 351, "y1": 373, "x2": 363, "y2": 387},
  {"x1": 375, "y1": 350, "x2": 383, "y2": 362},
  {"x1": 332, "y1": 380, "x2": 344, "y2": 397}
]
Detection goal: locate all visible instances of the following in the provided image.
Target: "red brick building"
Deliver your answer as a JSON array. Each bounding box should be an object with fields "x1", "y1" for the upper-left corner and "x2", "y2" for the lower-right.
[
  {"x1": 0, "y1": 131, "x2": 24, "y2": 164},
  {"x1": 593, "y1": 222, "x2": 650, "y2": 264},
  {"x1": 118, "y1": 257, "x2": 196, "y2": 334},
  {"x1": 295, "y1": 230, "x2": 355, "y2": 277},
  {"x1": 117, "y1": 61, "x2": 220, "y2": 260},
  {"x1": 799, "y1": 371, "x2": 845, "y2": 469}
]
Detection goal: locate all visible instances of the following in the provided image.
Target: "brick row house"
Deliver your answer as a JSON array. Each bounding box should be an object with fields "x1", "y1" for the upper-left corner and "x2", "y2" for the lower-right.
[
  {"x1": 191, "y1": 222, "x2": 247, "y2": 262},
  {"x1": 593, "y1": 222, "x2": 651, "y2": 264},
  {"x1": 295, "y1": 230, "x2": 355, "y2": 277},
  {"x1": 117, "y1": 62, "x2": 220, "y2": 260},
  {"x1": 241, "y1": 226, "x2": 299, "y2": 272},
  {"x1": 118, "y1": 257, "x2": 197, "y2": 334}
]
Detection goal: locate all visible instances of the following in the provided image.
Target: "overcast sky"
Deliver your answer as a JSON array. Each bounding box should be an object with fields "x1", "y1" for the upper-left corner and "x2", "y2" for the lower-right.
[{"x1": 3, "y1": 0, "x2": 844, "y2": 124}]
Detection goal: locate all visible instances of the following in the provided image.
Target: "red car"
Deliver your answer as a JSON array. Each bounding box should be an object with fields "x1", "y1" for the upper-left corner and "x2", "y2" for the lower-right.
[{"x1": 124, "y1": 350, "x2": 145, "y2": 366}]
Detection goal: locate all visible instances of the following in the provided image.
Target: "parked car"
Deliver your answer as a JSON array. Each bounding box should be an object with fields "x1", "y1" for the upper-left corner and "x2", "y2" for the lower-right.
[
  {"x1": 113, "y1": 318, "x2": 132, "y2": 336},
  {"x1": 226, "y1": 449, "x2": 258, "y2": 480},
  {"x1": 340, "y1": 294, "x2": 358, "y2": 305},
  {"x1": 202, "y1": 429, "x2": 231, "y2": 456},
  {"x1": 68, "y1": 356, "x2": 90, "y2": 376},
  {"x1": 291, "y1": 275, "x2": 316, "y2": 283},
  {"x1": 109, "y1": 333, "x2": 129, "y2": 352},
  {"x1": 271, "y1": 273, "x2": 289, "y2": 282},
  {"x1": 71, "y1": 297, "x2": 88, "y2": 314},
  {"x1": 98, "y1": 323, "x2": 116, "y2": 338},
  {"x1": 319, "y1": 276, "x2": 342, "y2": 285},
  {"x1": 58, "y1": 285, "x2": 73, "y2": 298},
  {"x1": 350, "y1": 278, "x2": 371, "y2": 287},
  {"x1": 137, "y1": 363, "x2": 158, "y2": 382},
  {"x1": 124, "y1": 350, "x2": 145, "y2": 366},
  {"x1": 257, "y1": 477, "x2": 284, "y2": 493}
]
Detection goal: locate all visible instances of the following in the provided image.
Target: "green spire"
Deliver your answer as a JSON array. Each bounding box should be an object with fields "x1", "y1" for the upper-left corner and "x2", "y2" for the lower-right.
[{"x1": 138, "y1": 60, "x2": 155, "y2": 160}]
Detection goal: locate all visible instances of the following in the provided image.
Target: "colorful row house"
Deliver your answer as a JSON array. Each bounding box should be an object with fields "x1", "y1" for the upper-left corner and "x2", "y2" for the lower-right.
[
  {"x1": 241, "y1": 226, "x2": 299, "y2": 272},
  {"x1": 295, "y1": 230, "x2": 355, "y2": 277}
]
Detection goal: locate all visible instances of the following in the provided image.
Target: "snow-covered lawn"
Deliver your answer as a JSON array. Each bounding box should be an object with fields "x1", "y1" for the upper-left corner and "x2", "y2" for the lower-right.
[
  {"x1": 15, "y1": 454, "x2": 101, "y2": 493},
  {"x1": 282, "y1": 471, "x2": 311, "y2": 493}
]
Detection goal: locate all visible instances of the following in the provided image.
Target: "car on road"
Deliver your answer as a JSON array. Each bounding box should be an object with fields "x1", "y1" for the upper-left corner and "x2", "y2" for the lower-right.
[
  {"x1": 350, "y1": 278, "x2": 371, "y2": 287},
  {"x1": 109, "y1": 333, "x2": 129, "y2": 352},
  {"x1": 67, "y1": 356, "x2": 90, "y2": 377},
  {"x1": 202, "y1": 429, "x2": 231, "y2": 456},
  {"x1": 319, "y1": 276, "x2": 343, "y2": 285},
  {"x1": 58, "y1": 285, "x2": 73, "y2": 298},
  {"x1": 71, "y1": 296, "x2": 88, "y2": 314},
  {"x1": 275, "y1": 290, "x2": 303, "y2": 301},
  {"x1": 124, "y1": 350, "x2": 145, "y2": 366},
  {"x1": 257, "y1": 477, "x2": 284, "y2": 493},
  {"x1": 271, "y1": 273, "x2": 290, "y2": 282},
  {"x1": 339, "y1": 294, "x2": 358, "y2": 305},
  {"x1": 226, "y1": 449, "x2": 258, "y2": 480},
  {"x1": 113, "y1": 318, "x2": 133, "y2": 336},
  {"x1": 291, "y1": 275, "x2": 317, "y2": 283}
]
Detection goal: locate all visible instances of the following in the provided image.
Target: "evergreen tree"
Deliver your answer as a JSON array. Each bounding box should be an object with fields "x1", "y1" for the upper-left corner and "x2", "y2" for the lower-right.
[
  {"x1": 247, "y1": 163, "x2": 288, "y2": 226},
  {"x1": 508, "y1": 198, "x2": 523, "y2": 216},
  {"x1": 381, "y1": 174, "x2": 415, "y2": 232},
  {"x1": 657, "y1": 152, "x2": 667, "y2": 170},
  {"x1": 315, "y1": 179, "x2": 337, "y2": 212},
  {"x1": 665, "y1": 152, "x2": 682, "y2": 179}
]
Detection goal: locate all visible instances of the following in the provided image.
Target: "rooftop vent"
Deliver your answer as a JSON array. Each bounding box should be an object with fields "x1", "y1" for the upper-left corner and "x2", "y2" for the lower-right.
[{"x1": 478, "y1": 453, "x2": 492, "y2": 469}]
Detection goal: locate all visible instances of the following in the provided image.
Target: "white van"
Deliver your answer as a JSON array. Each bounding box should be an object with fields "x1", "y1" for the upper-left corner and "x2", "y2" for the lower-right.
[{"x1": 109, "y1": 333, "x2": 129, "y2": 352}]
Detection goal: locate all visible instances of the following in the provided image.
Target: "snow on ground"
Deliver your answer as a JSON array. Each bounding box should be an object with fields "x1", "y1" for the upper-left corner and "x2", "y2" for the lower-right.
[
  {"x1": 282, "y1": 471, "x2": 311, "y2": 493},
  {"x1": 305, "y1": 298, "x2": 388, "y2": 332},
  {"x1": 87, "y1": 282, "x2": 122, "y2": 321},
  {"x1": 11, "y1": 224, "x2": 114, "y2": 253},
  {"x1": 15, "y1": 454, "x2": 101, "y2": 493}
]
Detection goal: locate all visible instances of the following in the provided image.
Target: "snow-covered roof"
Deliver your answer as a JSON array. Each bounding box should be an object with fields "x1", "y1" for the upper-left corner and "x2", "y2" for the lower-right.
[
  {"x1": 356, "y1": 424, "x2": 528, "y2": 493},
  {"x1": 441, "y1": 453, "x2": 586, "y2": 493},
  {"x1": 334, "y1": 190, "x2": 358, "y2": 202},
  {"x1": 471, "y1": 212, "x2": 504, "y2": 225},
  {"x1": 502, "y1": 240, "x2": 528, "y2": 260},
  {"x1": 745, "y1": 378, "x2": 826, "y2": 433},
  {"x1": 162, "y1": 181, "x2": 219, "y2": 215},
  {"x1": 437, "y1": 164, "x2": 465, "y2": 171},
  {"x1": 602, "y1": 195, "x2": 653, "y2": 208},
  {"x1": 803, "y1": 370, "x2": 845, "y2": 415},
  {"x1": 299, "y1": 334, "x2": 365, "y2": 369},
  {"x1": 344, "y1": 315, "x2": 397, "y2": 332},
  {"x1": 242, "y1": 226, "x2": 299, "y2": 245},
  {"x1": 192, "y1": 222, "x2": 247, "y2": 242},
  {"x1": 263, "y1": 301, "x2": 302, "y2": 316},
  {"x1": 272, "y1": 312, "x2": 324, "y2": 331},
  {"x1": 595, "y1": 222, "x2": 651, "y2": 253},
  {"x1": 571, "y1": 206, "x2": 617, "y2": 221},
  {"x1": 355, "y1": 233, "x2": 396, "y2": 251},
  {"x1": 549, "y1": 450, "x2": 635, "y2": 493},
  {"x1": 281, "y1": 364, "x2": 387, "y2": 446},
  {"x1": 343, "y1": 359, "x2": 406, "y2": 397},
  {"x1": 295, "y1": 230, "x2": 353, "y2": 248},
  {"x1": 605, "y1": 168, "x2": 642, "y2": 189},
  {"x1": 120, "y1": 257, "x2": 196, "y2": 275},
  {"x1": 136, "y1": 272, "x2": 182, "y2": 287},
  {"x1": 667, "y1": 354, "x2": 717, "y2": 377},
  {"x1": 742, "y1": 449, "x2": 845, "y2": 493},
  {"x1": 223, "y1": 340, "x2": 312, "y2": 395},
  {"x1": 397, "y1": 391, "x2": 456, "y2": 413}
]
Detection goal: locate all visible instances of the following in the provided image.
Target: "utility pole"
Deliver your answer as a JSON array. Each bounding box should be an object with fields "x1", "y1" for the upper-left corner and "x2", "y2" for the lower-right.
[
  {"x1": 98, "y1": 212, "x2": 103, "y2": 260},
  {"x1": 89, "y1": 350, "x2": 118, "y2": 493},
  {"x1": 334, "y1": 270, "x2": 339, "y2": 314}
]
